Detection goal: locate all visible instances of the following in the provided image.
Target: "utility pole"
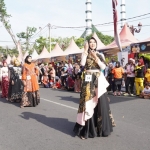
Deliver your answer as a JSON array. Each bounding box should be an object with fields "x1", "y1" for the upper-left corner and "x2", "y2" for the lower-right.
[{"x1": 48, "y1": 23, "x2": 51, "y2": 52}]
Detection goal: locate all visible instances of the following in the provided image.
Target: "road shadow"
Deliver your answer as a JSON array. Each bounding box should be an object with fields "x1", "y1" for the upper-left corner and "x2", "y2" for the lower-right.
[
  {"x1": 40, "y1": 88, "x2": 140, "y2": 105},
  {"x1": 0, "y1": 97, "x2": 20, "y2": 107},
  {"x1": 56, "y1": 95, "x2": 79, "y2": 104},
  {"x1": 108, "y1": 95, "x2": 139, "y2": 105},
  {"x1": 55, "y1": 93, "x2": 138, "y2": 105},
  {"x1": 20, "y1": 112, "x2": 76, "y2": 137},
  {"x1": 51, "y1": 88, "x2": 76, "y2": 94}
]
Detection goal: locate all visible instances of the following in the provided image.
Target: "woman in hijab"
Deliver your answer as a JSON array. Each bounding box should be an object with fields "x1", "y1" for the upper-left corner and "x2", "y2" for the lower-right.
[
  {"x1": 20, "y1": 55, "x2": 40, "y2": 108},
  {"x1": 73, "y1": 37, "x2": 115, "y2": 139},
  {"x1": 134, "y1": 59, "x2": 145, "y2": 96}
]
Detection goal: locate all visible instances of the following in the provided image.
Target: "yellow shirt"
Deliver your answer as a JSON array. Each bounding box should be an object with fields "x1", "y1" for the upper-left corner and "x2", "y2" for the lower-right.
[{"x1": 145, "y1": 73, "x2": 150, "y2": 82}]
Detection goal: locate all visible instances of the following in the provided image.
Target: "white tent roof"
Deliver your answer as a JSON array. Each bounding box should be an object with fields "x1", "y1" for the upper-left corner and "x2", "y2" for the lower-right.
[
  {"x1": 6, "y1": 54, "x2": 11, "y2": 64},
  {"x1": 31, "y1": 49, "x2": 39, "y2": 60},
  {"x1": 92, "y1": 32, "x2": 105, "y2": 49},
  {"x1": 142, "y1": 37, "x2": 150, "y2": 42},
  {"x1": 50, "y1": 43, "x2": 66, "y2": 57},
  {"x1": 38, "y1": 46, "x2": 50, "y2": 59},
  {"x1": 63, "y1": 39, "x2": 83, "y2": 55}
]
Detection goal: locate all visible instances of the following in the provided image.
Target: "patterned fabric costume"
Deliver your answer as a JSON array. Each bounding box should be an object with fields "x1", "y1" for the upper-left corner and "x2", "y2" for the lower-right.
[
  {"x1": 8, "y1": 67, "x2": 24, "y2": 102},
  {"x1": 73, "y1": 51, "x2": 115, "y2": 138},
  {"x1": 21, "y1": 62, "x2": 40, "y2": 108}
]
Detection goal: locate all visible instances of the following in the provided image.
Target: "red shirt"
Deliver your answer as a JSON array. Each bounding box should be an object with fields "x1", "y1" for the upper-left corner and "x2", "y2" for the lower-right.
[{"x1": 55, "y1": 82, "x2": 61, "y2": 89}]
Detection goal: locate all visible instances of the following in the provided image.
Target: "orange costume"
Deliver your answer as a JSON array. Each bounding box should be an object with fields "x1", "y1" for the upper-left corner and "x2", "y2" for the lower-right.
[
  {"x1": 112, "y1": 67, "x2": 124, "y2": 79},
  {"x1": 21, "y1": 62, "x2": 40, "y2": 107}
]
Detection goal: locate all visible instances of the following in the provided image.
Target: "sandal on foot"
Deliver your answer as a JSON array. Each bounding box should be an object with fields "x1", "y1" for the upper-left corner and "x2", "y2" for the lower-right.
[
  {"x1": 80, "y1": 136, "x2": 85, "y2": 140},
  {"x1": 113, "y1": 92, "x2": 116, "y2": 96}
]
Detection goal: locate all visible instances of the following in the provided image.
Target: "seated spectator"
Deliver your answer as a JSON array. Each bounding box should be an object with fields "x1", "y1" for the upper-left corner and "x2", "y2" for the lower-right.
[
  {"x1": 139, "y1": 83, "x2": 150, "y2": 99},
  {"x1": 49, "y1": 77, "x2": 54, "y2": 88},
  {"x1": 49, "y1": 65, "x2": 56, "y2": 81},
  {"x1": 67, "y1": 75, "x2": 75, "y2": 91},
  {"x1": 52, "y1": 79, "x2": 61, "y2": 89},
  {"x1": 41, "y1": 72, "x2": 50, "y2": 88}
]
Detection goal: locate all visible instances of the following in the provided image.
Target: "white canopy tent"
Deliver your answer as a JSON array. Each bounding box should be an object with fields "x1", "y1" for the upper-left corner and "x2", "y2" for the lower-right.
[
  {"x1": 31, "y1": 49, "x2": 39, "y2": 60},
  {"x1": 50, "y1": 43, "x2": 66, "y2": 57},
  {"x1": 92, "y1": 32, "x2": 105, "y2": 49},
  {"x1": 38, "y1": 46, "x2": 50, "y2": 59},
  {"x1": 142, "y1": 37, "x2": 150, "y2": 42},
  {"x1": 63, "y1": 39, "x2": 83, "y2": 55}
]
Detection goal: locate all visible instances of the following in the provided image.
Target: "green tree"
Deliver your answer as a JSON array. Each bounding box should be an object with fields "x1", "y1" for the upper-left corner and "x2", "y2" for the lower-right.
[
  {"x1": 0, "y1": 0, "x2": 18, "y2": 47},
  {"x1": 34, "y1": 36, "x2": 84, "y2": 53},
  {"x1": 34, "y1": 36, "x2": 48, "y2": 54},
  {"x1": 54, "y1": 37, "x2": 71, "y2": 50},
  {"x1": 17, "y1": 27, "x2": 37, "y2": 50},
  {"x1": 0, "y1": 46, "x2": 18, "y2": 57},
  {"x1": 86, "y1": 31, "x2": 114, "y2": 45},
  {"x1": 75, "y1": 38, "x2": 84, "y2": 49}
]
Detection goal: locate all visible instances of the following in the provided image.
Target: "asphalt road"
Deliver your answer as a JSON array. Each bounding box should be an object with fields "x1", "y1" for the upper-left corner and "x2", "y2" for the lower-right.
[{"x1": 0, "y1": 88, "x2": 150, "y2": 150}]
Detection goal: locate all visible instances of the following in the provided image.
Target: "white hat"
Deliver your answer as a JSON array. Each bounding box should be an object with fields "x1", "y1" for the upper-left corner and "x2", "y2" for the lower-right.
[{"x1": 129, "y1": 58, "x2": 135, "y2": 64}]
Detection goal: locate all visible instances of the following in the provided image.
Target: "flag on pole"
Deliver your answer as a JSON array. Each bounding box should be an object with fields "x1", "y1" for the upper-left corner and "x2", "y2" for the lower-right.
[{"x1": 112, "y1": 0, "x2": 122, "y2": 51}]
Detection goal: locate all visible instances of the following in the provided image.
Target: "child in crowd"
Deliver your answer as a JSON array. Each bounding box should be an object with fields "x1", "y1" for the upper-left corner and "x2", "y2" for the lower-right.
[
  {"x1": 67, "y1": 75, "x2": 75, "y2": 91},
  {"x1": 112, "y1": 61, "x2": 124, "y2": 96},
  {"x1": 52, "y1": 79, "x2": 61, "y2": 89},
  {"x1": 49, "y1": 77, "x2": 54, "y2": 88},
  {"x1": 139, "y1": 83, "x2": 150, "y2": 99},
  {"x1": 41, "y1": 72, "x2": 50, "y2": 88}
]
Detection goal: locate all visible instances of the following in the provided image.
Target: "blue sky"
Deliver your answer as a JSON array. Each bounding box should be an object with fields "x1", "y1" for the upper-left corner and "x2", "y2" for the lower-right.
[{"x1": 0, "y1": 0, "x2": 150, "y2": 47}]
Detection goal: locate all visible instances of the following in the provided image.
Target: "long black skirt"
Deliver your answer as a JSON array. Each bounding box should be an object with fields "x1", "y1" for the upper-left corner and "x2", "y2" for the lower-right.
[
  {"x1": 8, "y1": 79, "x2": 24, "y2": 102},
  {"x1": 73, "y1": 93, "x2": 113, "y2": 139},
  {"x1": 20, "y1": 91, "x2": 40, "y2": 107}
]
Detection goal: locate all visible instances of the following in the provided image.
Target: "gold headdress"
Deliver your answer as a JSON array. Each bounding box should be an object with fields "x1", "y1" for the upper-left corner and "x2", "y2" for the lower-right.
[{"x1": 14, "y1": 59, "x2": 21, "y2": 67}]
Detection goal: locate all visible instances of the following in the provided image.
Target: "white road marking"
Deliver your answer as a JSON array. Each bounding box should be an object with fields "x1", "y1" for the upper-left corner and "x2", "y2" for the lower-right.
[{"x1": 41, "y1": 98, "x2": 78, "y2": 110}]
